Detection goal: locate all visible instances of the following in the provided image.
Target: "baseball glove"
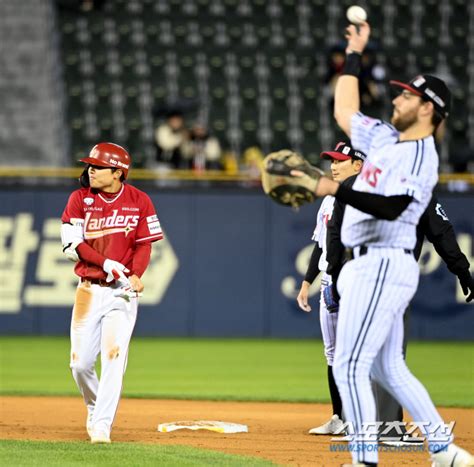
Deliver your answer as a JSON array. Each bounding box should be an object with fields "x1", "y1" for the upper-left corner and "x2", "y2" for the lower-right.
[
  {"x1": 323, "y1": 285, "x2": 339, "y2": 313},
  {"x1": 261, "y1": 150, "x2": 325, "y2": 208}
]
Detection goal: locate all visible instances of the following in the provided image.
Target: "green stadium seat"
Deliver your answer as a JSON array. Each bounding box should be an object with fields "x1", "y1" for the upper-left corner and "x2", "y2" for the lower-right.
[{"x1": 56, "y1": 0, "x2": 469, "y2": 168}]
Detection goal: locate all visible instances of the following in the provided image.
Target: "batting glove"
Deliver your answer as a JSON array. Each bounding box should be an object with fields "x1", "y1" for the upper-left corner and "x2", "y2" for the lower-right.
[
  {"x1": 323, "y1": 285, "x2": 339, "y2": 313},
  {"x1": 103, "y1": 259, "x2": 130, "y2": 284},
  {"x1": 113, "y1": 285, "x2": 143, "y2": 302}
]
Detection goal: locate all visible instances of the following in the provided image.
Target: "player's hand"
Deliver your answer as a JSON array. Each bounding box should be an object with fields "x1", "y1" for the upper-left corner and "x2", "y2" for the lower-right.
[
  {"x1": 297, "y1": 281, "x2": 312, "y2": 312},
  {"x1": 103, "y1": 259, "x2": 130, "y2": 283},
  {"x1": 113, "y1": 286, "x2": 143, "y2": 301},
  {"x1": 459, "y1": 272, "x2": 474, "y2": 303},
  {"x1": 113, "y1": 275, "x2": 143, "y2": 301},
  {"x1": 289, "y1": 171, "x2": 338, "y2": 197},
  {"x1": 129, "y1": 274, "x2": 144, "y2": 293},
  {"x1": 344, "y1": 21, "x2": 370, "y2": 54}
]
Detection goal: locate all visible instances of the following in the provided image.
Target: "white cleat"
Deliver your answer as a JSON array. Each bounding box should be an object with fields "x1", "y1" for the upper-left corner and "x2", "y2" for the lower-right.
[
  {"x1": 90, "y1": 429, "x2": 111, "y2": 444},
  {"x1": 308, "y1": 414, "x2": 344, "y2": 435},
  {"x1": 431, "y1": 443, "x2": 474, "y2": 467}
]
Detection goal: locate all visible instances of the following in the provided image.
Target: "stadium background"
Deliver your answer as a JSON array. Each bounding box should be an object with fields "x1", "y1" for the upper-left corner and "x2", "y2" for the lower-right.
[
  {"x1": 0, "y1": 1, "x2": 473, "y2": 466},
  {"x1": 0, "y1": 0, "x2": 472, "y2": 339}
]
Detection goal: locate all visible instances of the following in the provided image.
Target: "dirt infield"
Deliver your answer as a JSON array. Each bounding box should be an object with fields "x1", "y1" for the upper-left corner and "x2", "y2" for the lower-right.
[{"x1": 1, "y1": 397, "x2": 473, "y2": 466}]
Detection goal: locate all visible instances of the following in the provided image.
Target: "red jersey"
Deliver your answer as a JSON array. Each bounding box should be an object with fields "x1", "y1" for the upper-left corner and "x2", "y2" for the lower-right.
[{"x1": 62, "y1": 183, "x2": 163, "y2": 279}]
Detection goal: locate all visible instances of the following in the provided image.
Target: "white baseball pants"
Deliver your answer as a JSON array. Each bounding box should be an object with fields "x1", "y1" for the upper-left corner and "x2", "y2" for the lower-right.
[
  {"x1": 70, "y1": 280, "x2": 138, "y2": 437},
  {"x1": 333, "y1": 247, "x2": 453, "y2": 465},
  {"x1": 320, "y1": 273, "x2": 339, "y2": 366}
]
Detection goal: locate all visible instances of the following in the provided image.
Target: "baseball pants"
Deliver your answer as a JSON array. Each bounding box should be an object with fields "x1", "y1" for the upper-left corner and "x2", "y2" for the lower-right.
[
  {"x1": 333, "y1": 247, "x2": 452, "y2": 465},
  {"x1": 328, "y1": 273, "x2": 409, "y2": 427},
  {"x1": 70, "y1": 280, "x2": 138, "y2": 436},
  {"x1": 372, "y1": 308, "x2": 409, "y2": 438},
  {"x1": 320, "y1": 273, "x2": 339, "y2": 366}
]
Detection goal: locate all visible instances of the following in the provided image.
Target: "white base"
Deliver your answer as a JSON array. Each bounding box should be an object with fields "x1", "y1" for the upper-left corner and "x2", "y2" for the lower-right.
[{"x1": 158, "y1": 420, "x2": 248, "y2": 434}]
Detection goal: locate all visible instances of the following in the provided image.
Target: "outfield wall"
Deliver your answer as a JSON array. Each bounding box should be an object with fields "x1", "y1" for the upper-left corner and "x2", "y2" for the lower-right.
[{"x1": 0, "y1": 188, "x2": 472, "y2": 339}]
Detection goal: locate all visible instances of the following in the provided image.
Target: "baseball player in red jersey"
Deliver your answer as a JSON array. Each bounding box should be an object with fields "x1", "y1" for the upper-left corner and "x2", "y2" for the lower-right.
[{"x1": 61, "y1": 142, "x2": 163, "y2": 444}]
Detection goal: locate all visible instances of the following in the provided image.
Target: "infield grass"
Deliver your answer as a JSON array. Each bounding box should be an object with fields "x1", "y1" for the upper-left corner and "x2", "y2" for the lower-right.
[
  {"x1": 0, "y1": 440, "x2": 275, "y2": 466},
  {"x1": 0, "y1": 337, "x2": 473, "y2": 406}
]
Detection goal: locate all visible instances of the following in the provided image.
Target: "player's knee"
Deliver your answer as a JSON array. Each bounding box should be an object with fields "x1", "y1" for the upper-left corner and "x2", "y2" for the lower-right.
[
  {"x1": 370, "y1": 364, "x2": 384, "y2": 384},
  {"x1": 70, "y1": 358, "x2": 94, "y2": 375},
  {"x1": 383, "y1": 362, "x2": 409, "y2": 386},
  {"x1": 332, "y1": 359, "x2": 348, "y2": 386}
]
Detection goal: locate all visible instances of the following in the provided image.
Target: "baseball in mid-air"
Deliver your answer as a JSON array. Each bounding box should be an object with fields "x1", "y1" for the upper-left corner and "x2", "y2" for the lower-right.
[{"x1": 346, "y1": 5, "x2": 367, "y2": 24}]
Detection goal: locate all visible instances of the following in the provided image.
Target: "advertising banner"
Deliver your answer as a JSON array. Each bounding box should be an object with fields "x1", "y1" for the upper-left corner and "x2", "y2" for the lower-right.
[{"x1": 0, "y1": 189, "x2": 472, "y2": 339}]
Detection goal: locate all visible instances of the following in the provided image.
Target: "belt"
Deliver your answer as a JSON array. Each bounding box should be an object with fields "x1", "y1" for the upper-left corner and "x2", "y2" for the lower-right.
[
  {"x1": 345, "y1": 246, "x2": 413, "y2": 261},
  {"x1": 81, "y1": 277, "x2": 113, "y2": 287}
]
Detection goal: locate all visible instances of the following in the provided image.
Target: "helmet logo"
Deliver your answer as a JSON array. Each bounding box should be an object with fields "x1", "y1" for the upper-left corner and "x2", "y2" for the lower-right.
[{"x1": 107, "y1": 159, "x2": 129, "y2": 169}]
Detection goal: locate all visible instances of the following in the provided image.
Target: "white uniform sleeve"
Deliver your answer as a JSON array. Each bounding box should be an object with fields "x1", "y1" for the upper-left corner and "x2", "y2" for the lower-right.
[
  {"x1": 311, "y1": 198, "x2": 328, "y2": 247},
  {"x1": 385, "y1": 139, "x2": 438, "y2": 202},
  {"x1": 60, "y1": 219, "x2": 84, "y2": 262},
  {"x1": 311, "y1": 207, "x2": 323, "y2": 243},
  {"x1": 350, "y1": 112, "x2": 399, "y2": 155}
]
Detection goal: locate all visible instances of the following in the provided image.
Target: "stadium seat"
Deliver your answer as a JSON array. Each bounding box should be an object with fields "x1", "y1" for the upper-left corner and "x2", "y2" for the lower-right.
[{"x1": 56, "y1": 0, "x2": 470, "y2": 169}]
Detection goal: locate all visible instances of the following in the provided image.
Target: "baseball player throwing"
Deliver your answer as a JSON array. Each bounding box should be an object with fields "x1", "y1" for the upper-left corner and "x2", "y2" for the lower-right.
[
  {"x1": 61, "y1": 142, "x2": 163, "y2": 444},
  {"x1": 297, "y1": 142, "x2": 365, "y2": 435},
  {"x1": 297, "y1": 20, "x2": 473, "y2": 467}
]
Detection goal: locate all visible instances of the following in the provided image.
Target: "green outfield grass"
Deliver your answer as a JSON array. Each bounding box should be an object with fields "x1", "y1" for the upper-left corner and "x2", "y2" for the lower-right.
[
  {"x1": 0, "y1": 440, "x2": 275, "y2": 466},
  {"x1": 0, "y1": 337, "x2": 473, "y2": 406}
]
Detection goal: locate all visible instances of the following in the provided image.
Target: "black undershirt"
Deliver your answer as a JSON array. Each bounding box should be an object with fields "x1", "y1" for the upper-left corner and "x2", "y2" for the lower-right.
[
  {"x1": 304, "y1": 244, "x2": 322, "y2": 284},
  {"x1": 335, "y1": 184, "x2": 413, "y2": 221}
]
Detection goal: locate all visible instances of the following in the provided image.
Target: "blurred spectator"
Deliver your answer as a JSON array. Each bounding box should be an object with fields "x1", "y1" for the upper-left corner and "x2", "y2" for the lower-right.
[
  {"x1": 446, "y1": 130, "x2": 472, "y2": 191},
  {"x1": 182, "y1": 124, "x2": 223, "y2": 171},
  {"x1": 221, "y1": 151, "x2": 240, "y2": 175},
  {"x1": 325, "y1": 45, "x2": 385, "y2": 116},
  {"x1": 449, "y1": 142, "x2": 472, "y2": 174},
  {"x1": 241, "y1": 146, "x2": 264, "y2": 178},
  {"x1": 325, "y1": 46, "x2": 346, "y2": 91},
  {"x1": 154, "y1": 110, "x2": 189, "y2": 169},
  {"x1": 359, "y1": 50, "x2": 385, "y2": 113}
]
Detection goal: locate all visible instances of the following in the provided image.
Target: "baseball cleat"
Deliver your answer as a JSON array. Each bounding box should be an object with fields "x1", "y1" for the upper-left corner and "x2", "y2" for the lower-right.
[
  {"x1": 309, "y1": 414, "x2": 344, "y2": 435},
  {"x1": 430, "y1": 443, "x2": 474, "y2": 467},
  {"x1": 90, "y1": 429, "x2": 111, "y2": 444}
]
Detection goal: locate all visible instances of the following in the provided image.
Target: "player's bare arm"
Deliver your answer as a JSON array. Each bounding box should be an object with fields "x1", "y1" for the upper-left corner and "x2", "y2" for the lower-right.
[
  {"x1": 334, "y1": 21, "x2": 371, "y2": 136},
  {"x1": 297, "y1": 281, "x2": 312, "y2": 312},
  {"x1": 296, "y1": 239, "x2": 323, "y2": 313}
]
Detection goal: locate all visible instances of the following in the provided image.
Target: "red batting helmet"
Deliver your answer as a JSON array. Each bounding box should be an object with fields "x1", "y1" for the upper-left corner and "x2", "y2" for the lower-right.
[{"x1": 80, "y1": 142, "x2": 131, "y2": 179}]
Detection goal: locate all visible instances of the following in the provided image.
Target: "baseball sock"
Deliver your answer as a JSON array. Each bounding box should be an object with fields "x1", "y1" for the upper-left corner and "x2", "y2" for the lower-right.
[{"x1": 328, "y1": 365, "x2": 343, "y2": 419}]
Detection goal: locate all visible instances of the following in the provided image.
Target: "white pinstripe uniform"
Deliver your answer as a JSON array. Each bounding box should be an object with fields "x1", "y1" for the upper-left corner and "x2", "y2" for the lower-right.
[
  {"x1": 312, "y1": 195, "x2": 338, "y2": 366},
  {"x1": 333, "y1": 112, "x2": 451, "y2": 464}
]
